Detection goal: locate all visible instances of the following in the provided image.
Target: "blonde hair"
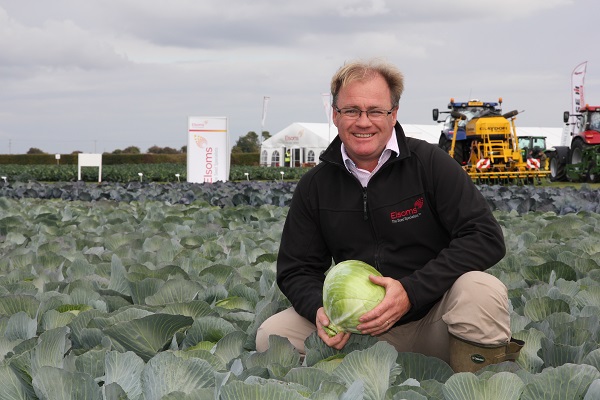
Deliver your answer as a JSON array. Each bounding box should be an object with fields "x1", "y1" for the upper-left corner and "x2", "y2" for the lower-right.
[{"x1": 331, "y1": 58, "x2": 404, "y2": 108}]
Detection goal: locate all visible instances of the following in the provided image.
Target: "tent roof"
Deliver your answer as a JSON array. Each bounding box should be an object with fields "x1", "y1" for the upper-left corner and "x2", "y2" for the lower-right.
[
  {"x1": 401, "y1": 124, "x2": 441, "y2": 144},
  {"x1": 261, "y1": 122, "x2": 337, "y2": 149}
]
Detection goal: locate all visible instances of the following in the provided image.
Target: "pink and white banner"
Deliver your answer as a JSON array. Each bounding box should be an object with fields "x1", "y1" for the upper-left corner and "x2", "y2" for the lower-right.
[
  {"x1": 572, "y1": 61, "x2": 587, "y2": 113},
  {"x1": 187, "y1": 117, "x2": 229, "y2": 183},
  {"x1": 570, "y1": 61, "x2": 587, "y2": 139}
]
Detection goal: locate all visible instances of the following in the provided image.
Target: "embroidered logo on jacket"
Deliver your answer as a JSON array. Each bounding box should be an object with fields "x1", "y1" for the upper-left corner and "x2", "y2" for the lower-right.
[{"x1": 390, "y1": 197, "x2": 424, "y2": 223}]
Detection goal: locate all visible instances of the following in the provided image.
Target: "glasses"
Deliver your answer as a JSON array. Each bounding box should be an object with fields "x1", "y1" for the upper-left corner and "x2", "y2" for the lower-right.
[{"x1": 334, "y1": 107, "x2": 394, "y2": 120}]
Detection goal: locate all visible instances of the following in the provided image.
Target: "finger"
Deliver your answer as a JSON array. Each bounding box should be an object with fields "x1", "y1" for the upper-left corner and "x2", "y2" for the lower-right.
[
  {"x1": 317, "y1": 328, "x2": 332, "y2": 343},
  {"x1": 316, "y1": 307, "x2": 330, "y2": 327},
  {"x1": 319, "y1": 330, "x2": 350, "y2": 349},
  {"x1": 373, "y1": 320, "x2": 393, "y2": 335},
  {"x1": 358, "y1": 298, "x2": 389, "y2": 323},
  {"x1": 368, "y1": 274, "x2": 388, "y2": 286},
  {"x1": 327, "y1": 331, "x2": 351, "y2": 350},
  {"x1": 333, "y1": 332, "x2": 351, "y2": 350},
  {"x1": 359, "y1": 317, "x2": 393, "y2": 334}
]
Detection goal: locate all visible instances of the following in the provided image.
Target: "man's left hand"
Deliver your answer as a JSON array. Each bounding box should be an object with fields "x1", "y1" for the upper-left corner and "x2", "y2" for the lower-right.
[{"x1": 356, "y1": 275, "x2": 411, "y2": 335}]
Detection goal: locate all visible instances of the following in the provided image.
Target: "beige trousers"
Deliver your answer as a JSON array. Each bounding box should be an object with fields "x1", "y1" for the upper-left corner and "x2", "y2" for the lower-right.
[{"x1": 256, "y1": 271, "x2": 510, "y2": 363}]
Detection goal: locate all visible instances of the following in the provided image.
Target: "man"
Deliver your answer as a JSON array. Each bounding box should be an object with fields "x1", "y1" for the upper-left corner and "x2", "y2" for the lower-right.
[{"x1": 256, "y1": 59, "x2": 522, "y2": 372}]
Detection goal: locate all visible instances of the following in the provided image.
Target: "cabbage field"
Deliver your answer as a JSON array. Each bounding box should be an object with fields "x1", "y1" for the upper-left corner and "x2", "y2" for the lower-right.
[{"x1": 1, "y1": 181, "x2": 600, "y2": 399}]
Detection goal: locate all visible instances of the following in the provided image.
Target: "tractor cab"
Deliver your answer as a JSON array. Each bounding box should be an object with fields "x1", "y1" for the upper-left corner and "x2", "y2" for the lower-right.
[
  {"x1": 518, "y1": 136, "x2": 547, "y2": 160},
  {"x1": 564, "y1": 105, "x2": 600, "y2": 145},
  {"x1": 433, "y1": 99, "x2": 503, "y2": 165}
]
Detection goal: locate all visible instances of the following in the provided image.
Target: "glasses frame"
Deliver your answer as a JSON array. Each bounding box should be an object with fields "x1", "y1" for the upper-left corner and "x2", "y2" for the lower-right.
[{"x1": 334, "y1": 106, "x2": 395, "y2": 120}]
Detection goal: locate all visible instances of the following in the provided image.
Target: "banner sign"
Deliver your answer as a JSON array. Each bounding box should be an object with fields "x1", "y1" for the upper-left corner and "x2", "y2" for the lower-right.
[
  {"x1": 187, "y1": 117, "x2": 229, "y2": 183},
  {"x1": 570, "y1": 61, "x2": 587, "y2": 140},
  {"x1": 572, "y1": 61, "x2": 587, "y2": 114}
]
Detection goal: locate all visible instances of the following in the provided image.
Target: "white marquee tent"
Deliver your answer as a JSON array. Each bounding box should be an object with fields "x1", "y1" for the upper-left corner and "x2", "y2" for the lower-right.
[
  {"x1": 260, "y1": 122, "x2": 337, "y2": 167},
  {"x1": 260, "y1": 122, "x2": 565, "y2": 167}
]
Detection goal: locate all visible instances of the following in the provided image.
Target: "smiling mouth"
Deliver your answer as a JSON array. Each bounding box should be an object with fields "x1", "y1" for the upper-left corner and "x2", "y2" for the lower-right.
[{"x1": 354, "y1": 133, "x2": 374, "y2": 138}]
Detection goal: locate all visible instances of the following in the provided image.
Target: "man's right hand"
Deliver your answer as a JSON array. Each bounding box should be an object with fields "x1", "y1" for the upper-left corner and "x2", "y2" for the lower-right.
[{"x1": 316, "y1": 307, "x2": 351, "y2": 350}]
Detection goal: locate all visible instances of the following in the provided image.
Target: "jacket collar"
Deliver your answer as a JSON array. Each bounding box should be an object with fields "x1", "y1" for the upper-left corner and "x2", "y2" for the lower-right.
[{"x1": 320, "y1": 121, "x2": 411, "y2": 166}]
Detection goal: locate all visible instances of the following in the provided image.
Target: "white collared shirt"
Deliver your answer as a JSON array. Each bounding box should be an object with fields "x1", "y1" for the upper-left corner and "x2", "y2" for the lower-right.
[{"x1": 341, "y1": 130, "x2": 400, "y2": 187}]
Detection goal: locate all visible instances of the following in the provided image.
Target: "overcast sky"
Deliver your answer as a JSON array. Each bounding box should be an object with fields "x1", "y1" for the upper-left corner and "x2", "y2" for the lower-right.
[{"x1": 0, "y1": 0, "x2": 597, "y2": 155}]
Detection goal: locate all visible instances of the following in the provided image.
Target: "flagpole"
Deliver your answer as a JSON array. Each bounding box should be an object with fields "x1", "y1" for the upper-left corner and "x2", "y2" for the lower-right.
[
  {"x1": 322, "y1": 93, "x2": 332, "y2": 143},
  {"x1": 261, "y1": 96, "x2": 270, "y2": 145}
]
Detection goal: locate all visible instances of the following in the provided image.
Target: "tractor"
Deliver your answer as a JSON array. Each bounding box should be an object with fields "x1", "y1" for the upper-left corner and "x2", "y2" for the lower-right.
[
  {"x1": 433, "y1": 98, "x2": 550, "y2": 184},
  {"x1": 547, "y1": 105, "x2": 600, "y2": 182}
]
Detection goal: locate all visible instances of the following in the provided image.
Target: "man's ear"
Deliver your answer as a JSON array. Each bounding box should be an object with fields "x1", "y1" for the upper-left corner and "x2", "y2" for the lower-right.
[
  {"x1": 391, "y1": 106, "x2": 399, "y2": 121},
  {"x1": 332, "y1": 109, "x2": 340, "y2": 127}
]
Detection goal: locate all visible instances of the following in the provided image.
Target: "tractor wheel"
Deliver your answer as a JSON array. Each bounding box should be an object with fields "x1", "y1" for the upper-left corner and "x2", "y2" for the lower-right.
[
  {"x1": 453, "y1": 141, "x2": 465, "y2": 165},
  {"x1": 549, "y1": 152, "x2": 566, "y2": 182},
  {"x1": 587, "y1": 161, "x2": 600, "y2": 183},
  {"x1": 570, "y1": 139, "x2": 589, "y2": 165},
  {"x1": 439, "y1": 134, "x2": 448, "y2": 148},
  {"x1": 439, "y1": 134, "x2": 464, "y2": 164},
  {"x1": 439, "y1": 135, "x2": 453, "y2": 157}
]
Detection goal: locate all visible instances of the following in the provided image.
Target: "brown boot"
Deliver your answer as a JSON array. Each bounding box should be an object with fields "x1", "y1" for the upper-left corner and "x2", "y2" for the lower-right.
[{"x1": 449, "y1": 334, "x2": 524, "y2": 373}]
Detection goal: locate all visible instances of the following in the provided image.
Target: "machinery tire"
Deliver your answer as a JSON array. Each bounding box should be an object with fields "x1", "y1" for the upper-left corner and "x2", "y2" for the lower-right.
[
  {"x1": 453, "y1": 141, "x2": 465, "y2": 165},
  {"x1": 587, "y1": 161, "x2": 600, "y2": 183},
  {"x1": 570, "y1": 139, "x2": 589, "y2": 165},
  {"x1": 439, "y1": 134, "x2": 450, "y2": 152},
  {"x1": 549, "y1": 152, "x2": 566, "y2": 182},
  {"x1": 439, "y1": 134, "x2": 464, "y2": 164}
]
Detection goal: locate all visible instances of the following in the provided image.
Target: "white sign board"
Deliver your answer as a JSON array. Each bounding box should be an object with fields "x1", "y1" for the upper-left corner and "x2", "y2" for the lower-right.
[
  {"x1": 187, "y1": 117, "x2": 229, "y2": 183},
  {"x1": 78, "y1": 153, "x2": 102, "y2": 182}
]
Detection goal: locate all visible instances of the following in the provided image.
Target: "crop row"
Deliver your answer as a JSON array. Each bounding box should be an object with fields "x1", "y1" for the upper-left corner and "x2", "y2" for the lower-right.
[
  {"x1": 0, "y1": 164, "x2": 310, "y2": 182},
  {"x1": 0, "y1": 193, "x2": 599, "y2": 398},
  {"x1": 1, "y1": 181, "x2": 600, "y2": 215}
]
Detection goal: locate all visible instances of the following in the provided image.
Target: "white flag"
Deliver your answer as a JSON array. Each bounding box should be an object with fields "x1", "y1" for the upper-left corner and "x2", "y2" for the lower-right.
[
  {"x1": 322, "y1": 93, "x2": 332, "y2": 123},
  {"x1": 261, "y1": 96, "x2": 270, "y2": 129}
]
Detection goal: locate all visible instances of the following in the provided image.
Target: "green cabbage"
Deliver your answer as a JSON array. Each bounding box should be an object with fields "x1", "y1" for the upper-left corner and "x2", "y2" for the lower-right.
[{"x1": 322, "y1": 260, "x2": 386, "y2": 336}]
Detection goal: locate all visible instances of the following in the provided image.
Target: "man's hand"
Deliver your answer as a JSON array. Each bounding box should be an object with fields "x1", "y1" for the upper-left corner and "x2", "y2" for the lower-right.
[
  {"x1": 356, "y1": 275, "x2": 411, "y2": 335},
  {"x1": 316, "y1": 307, "x2": 351, "y2": 350}
]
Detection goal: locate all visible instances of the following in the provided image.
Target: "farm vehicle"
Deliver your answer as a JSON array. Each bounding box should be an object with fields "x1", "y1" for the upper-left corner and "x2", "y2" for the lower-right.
[
  {"x1": 518, "y1": 135, "x2": 548, "y2": 170},
  {"x1": 547, "y1": 105, "x2": 600, "y2": 182},
  {"x1": 433, "y1": 98, "x2": 549, "y2": 184}
]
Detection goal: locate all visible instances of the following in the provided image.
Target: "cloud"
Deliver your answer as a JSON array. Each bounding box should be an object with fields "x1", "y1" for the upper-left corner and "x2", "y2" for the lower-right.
[
  {"x1": 0, "y1": 9, "x2": 127, "y2": 73},
  {"x1": 0, "y1": 0, "x2": 592, "y2": 155}
]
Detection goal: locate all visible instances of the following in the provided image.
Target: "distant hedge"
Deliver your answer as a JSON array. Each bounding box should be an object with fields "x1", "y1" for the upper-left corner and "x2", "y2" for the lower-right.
[
  {"x1": 0, "y1": 154, "x2": 186, "y2": 165},
  {"x1": 230, "y1": 152, "x2": 259, "y2": 166},
  {"x1": 0, "y1": 152, "x2": 259, "y2": 166}
]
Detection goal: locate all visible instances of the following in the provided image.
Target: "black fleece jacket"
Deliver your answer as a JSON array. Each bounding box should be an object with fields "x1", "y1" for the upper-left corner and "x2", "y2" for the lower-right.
[{"x1": 276, "y1": 122, "x2": 506, "y2": 326}]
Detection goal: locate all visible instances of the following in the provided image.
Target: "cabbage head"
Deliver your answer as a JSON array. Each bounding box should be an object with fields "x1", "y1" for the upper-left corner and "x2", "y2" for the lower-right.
[{"x1": 322, "y1": 260, "x2": 386, "y2": 337}]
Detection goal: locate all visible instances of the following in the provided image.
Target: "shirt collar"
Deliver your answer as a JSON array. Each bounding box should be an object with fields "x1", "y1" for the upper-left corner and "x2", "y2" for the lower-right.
[{"x1": 341, "y1": 128, "x2": 399, "y2": 171}]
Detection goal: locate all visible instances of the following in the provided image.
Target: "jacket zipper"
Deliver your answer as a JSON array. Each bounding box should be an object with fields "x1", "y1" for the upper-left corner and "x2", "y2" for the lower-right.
[
  {"x1": 363, "y1": 189, "x2": 368, "y2": 221},
  {"x1": 320, "y1": 136, "x2": 406, "y2": 272}
]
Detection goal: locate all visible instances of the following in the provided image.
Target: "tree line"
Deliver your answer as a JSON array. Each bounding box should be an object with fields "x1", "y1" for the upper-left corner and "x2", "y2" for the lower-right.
[
  {"x1": 26, "y1": 145, "x2": 187, "y2": 155},
  {"x1": 231, "y1": 131, "x2": 271, "y2": 153},
  {"x1": 25, "y1": 131, "x2": 271, "y2": 155}
]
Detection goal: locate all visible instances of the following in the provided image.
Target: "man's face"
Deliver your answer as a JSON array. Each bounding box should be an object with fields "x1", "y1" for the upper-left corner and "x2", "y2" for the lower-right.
[{"x1": 333, "y1": 74, "x2": 398, "y2": 170}]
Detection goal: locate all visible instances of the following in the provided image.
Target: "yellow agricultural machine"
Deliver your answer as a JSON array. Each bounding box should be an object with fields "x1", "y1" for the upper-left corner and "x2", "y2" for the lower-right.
[{"x1": 433, "y1": 99, "x2": 550, "y2": 184}]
